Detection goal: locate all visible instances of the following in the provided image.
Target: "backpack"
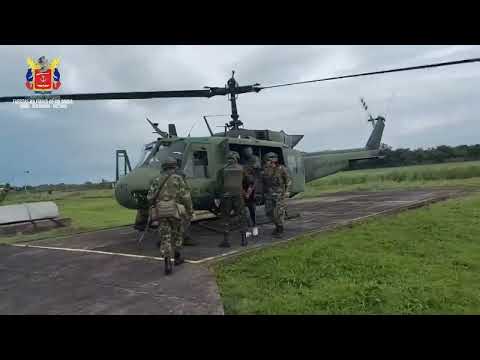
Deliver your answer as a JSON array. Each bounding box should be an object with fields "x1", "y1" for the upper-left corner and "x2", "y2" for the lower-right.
[{"x1": 150, "y1": 175, "x2": 181, "y2": 221}]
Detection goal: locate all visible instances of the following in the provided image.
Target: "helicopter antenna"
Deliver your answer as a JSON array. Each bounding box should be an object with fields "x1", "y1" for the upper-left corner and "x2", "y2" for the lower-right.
[
  {"x1": 203, "y1": 114, "x2": 230, "y2": 136},
  {"x1": 187, "y1": 119, "x2": 201, "y2": 137},
  {"x1": 203, "y1": 116, "x2": 214, "y2": 136}
]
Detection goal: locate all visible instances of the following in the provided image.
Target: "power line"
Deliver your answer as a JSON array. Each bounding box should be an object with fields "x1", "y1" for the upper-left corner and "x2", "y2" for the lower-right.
[{"x1": 260, "y1": 57, "x2": 480, "y2": 90}]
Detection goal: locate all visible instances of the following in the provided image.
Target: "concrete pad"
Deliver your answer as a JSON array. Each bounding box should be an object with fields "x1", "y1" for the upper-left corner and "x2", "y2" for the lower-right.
[
  {"x1": 22, "y1": 188, "x2": 469, "y2": 263},
  {"x1": 0, "y1": 245, "x2": 223, "y2": 315},
  {"x1": 0, "y1": 188, "x2": 471, "y2": 315}
]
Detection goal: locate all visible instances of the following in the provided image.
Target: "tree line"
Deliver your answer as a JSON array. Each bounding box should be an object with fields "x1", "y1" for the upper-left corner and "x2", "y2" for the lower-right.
[
  {"x1": 350, "y1": 144, "x2": 480, "y2": 170},
  {"x1": 4, "y1": 179, "x2": 114, "y2": 193}
]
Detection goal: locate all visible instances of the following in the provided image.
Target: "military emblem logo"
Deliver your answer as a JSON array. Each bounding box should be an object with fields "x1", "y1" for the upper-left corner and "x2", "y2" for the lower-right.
[{"x1": 25, "y1": 56, "x2": 61, "y2": 93}]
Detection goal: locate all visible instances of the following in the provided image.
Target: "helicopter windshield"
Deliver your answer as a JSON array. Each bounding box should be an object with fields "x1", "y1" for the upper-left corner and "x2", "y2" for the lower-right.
[
  {"x1": 134, "y1": 142, "x2": 156, "y2": 168},
  {"x1": 136, "y1": 140, "x2": 186, "y2": 169}
]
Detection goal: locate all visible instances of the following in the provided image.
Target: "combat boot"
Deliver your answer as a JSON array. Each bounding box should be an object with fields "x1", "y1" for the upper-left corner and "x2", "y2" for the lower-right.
[
  {"x1": 219, "y1": 232, "x2": 231, "y2": 248},
  {"x1": 241, "y1": 232, "x2": 248, "y2": 246},
  {"x1": 272, "y1": 225, "x2": 283, "y2": 238},
  {"x1": 174, "y1": 250, "x2": 185, "y2": 266},
  {"x1": 164, "y1": 256, "x2": 173, "y2": 275},
  {"x1": 271, "y1": 226, "x2": 279, "y2": 236}
]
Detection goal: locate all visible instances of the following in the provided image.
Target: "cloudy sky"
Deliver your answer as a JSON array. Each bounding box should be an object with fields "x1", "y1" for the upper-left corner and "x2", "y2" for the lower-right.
[{"x1": 1, "y1": 45, "x2": 480, "y2": 186}]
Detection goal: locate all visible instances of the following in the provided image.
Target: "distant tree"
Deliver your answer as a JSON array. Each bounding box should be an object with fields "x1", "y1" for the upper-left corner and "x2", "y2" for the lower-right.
[{"x1": 348, "y1": 143, "x2": 480, "y2": 171}]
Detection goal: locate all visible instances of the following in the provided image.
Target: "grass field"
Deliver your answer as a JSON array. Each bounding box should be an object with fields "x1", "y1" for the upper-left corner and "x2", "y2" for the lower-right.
[
  {"x1": 2, "y1": 160, "x2": 480, "y2": 246},
  {"x1": 299, "y1": 160, "x2": 480, "y2": 198},
  {"x1": 215, "y1": 192, "x2": 480, "y2": 314},
  {"x1": 2, "y1": 161, "x2": 480, "y2": 313},
  {"x1": 0, "y1": 189, "x2": 135, "y2": 244}
]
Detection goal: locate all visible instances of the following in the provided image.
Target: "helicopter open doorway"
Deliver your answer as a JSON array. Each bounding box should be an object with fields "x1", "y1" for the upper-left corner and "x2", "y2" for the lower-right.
[{"x1": 227, "y1": 143, "x2": 285, "y2": 166}]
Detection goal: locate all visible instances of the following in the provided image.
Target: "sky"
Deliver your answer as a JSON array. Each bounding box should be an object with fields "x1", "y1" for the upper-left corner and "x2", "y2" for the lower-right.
[{"x1": 1, "y1": 45, "x2": 480, "y2": 186}]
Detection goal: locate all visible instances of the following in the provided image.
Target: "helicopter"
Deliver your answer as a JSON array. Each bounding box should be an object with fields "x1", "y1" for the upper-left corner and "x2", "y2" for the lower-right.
[
  {"x1": 111, "y1": 71, "x2": 387, "y2": 213},
  {"x1": 113, "y1": 83, "x2": 386, "y2": 214},
  {"x1": 1, "y1": 57, "x2": 478, "y2": 214}
]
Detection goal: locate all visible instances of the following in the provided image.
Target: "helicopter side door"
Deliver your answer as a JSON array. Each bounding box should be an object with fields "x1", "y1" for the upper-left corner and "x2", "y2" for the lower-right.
[
  {"x1": 182, "y1": 141, "x2": 219, "y2": 210},
  {"x1": 283, "y1": 148, "x2": 305, "y2": 196}
]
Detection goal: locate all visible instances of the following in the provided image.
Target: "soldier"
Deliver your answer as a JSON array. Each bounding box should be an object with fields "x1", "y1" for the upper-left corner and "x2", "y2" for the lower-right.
[
  {"x1": 134, "y1": 152, "x2": 195, "y2": 245},
  {"x1": 262, "y1": 152, "x2": 291, "y2": 238},
  {"x1": 217, "y1": 151, "x2": 248, "y2": 248},
  {"x1": 241, "y1": 147, "x2": 261, "y2": 236},
  {"x1": 134, "y1": 208, "x2": 149, "y2": 231},
  {"x1": 147, "y1": 157, "x2": 193, "y2": 275},
  {"x1": 172, "y1": 151, "x2": 197, "y2": 246}
]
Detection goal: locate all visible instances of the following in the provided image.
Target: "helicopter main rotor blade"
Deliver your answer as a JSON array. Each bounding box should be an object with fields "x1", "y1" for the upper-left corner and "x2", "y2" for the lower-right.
[
  {"x1": 0, "y1": 85, "x2": 261, "y2": 103},
  {"x1": 0, "y1": 89, "x2": 213, "y2": 103},
  {"x1": 260, "y1": 57, "x2": 480, "y2": 89},
  {"x1": 0, "y1": 56, "x2": 477, "y2": 103}
]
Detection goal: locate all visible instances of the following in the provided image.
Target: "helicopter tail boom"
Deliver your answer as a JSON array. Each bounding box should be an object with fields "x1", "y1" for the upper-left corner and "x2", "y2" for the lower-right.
[{"x1": 303, "y1": 116, "x2": 386, "y2": 182}]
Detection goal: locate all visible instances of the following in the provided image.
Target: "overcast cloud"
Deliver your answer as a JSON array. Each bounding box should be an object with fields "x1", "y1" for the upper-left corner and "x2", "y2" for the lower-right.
[{"x1": 1, "y1": 45, "x2": 479, "y2": 186}]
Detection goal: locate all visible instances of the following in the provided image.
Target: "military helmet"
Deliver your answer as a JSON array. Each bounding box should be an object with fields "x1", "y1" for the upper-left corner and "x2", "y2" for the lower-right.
[
  {"x1": 227, "y1": 151, "x2": 240, "y2": 161},
  {"x1": 161, "y1": 157, "x2": 178, "y2": 169},
  {"x1": 264, "y1": 152, "x2": 278, "y2": 161}
]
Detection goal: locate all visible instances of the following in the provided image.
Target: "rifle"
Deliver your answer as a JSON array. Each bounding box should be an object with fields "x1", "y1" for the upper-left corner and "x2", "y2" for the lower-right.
[{"x1": 137, "y1": 211, "x2": 151, "y2": 246}]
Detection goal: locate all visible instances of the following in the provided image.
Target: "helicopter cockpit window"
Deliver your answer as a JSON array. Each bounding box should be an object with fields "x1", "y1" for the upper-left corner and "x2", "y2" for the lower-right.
[
  {"x1": 136, "y1": 141, "x2": 186, "y2": 169},
  {"x1": 183, "y1": 150, "x2": 209, "y2": 178},
  {"x1": 134, "y1": 143, "x2": 155, "y2": 169}
]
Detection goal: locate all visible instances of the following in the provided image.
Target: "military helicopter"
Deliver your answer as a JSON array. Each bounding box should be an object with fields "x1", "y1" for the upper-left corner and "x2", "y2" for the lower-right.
[
  {"x1": 113, "y1": 88, "x2": 386, "y2": 212},
  {"x1": 1, "y1": 57, "x2": 478, "y2": 213},
  {"x1": 111, "y1": 72, "x2": 388, "y2": 212}
]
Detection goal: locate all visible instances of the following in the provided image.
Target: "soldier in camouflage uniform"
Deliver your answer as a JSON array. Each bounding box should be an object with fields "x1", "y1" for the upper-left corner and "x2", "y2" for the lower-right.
[
  {"x1": 147, "y1": 157, "x2": 193, "y2": 275},
  {"x1": 134, "y1": 152, "x2": 195, "y2": 247},
  {"x1": 172, "y1": 152, "x2": 197, "y2": 246},
  {"x1": 241, "y1": 147, "x2": 261, "y2": 236},
  {"x1": 217, "y1": 151, "x2": 249, "y2": 248},
  {"x1": 134, "y1": 208, "x2": 149, "y2": 231},
  {"x1": 262, "y1": 152, "x2": 291, "y2": 238}
]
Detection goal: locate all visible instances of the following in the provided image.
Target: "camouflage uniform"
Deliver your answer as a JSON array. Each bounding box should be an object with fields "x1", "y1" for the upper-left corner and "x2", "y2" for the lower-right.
[
  {"x1": 241, "y1": 148, "x2": 261, "y2": 230},
  {"x1": 134, "y1": 160, "x2": 192, "y2": 237},
  {"x1": 134, "y1": 208, "x2": 149, "y2": 231},
  {"x1": 262, "y1": 152, "x2": 291, "y2": 236},
  {"x1": 217, "y1": 151, "x2": 249, "y2": 247},
  {"x1": 147, "y1": 159, "x2": 193, "y2": 273},
  {"x1": 174, "y1": 167, "x2": 195, "y2": 245}
]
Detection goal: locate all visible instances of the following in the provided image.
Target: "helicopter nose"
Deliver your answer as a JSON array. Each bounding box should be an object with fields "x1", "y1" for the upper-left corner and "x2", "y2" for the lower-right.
[
  {"x1": 114, "y1": 168, "x2": 161, "y2": 209},
  {"x1": 114, "y1": 177, "x2": 137, "y2": 209}
]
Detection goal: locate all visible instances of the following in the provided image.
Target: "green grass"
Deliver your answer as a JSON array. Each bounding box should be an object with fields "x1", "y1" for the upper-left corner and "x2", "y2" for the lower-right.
[
  {"x1": 2, "y1": 189, "x2": 115, "y2": 205},
  {"x1": 299, "y1": 161, "x2": 480, "y2": 198},
  {"x1": 0, "y1": 189, "x2": 135, "y2": 244},
  {"x1": 215, "y1": 192, "x2": 480, "y2": 314}
]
